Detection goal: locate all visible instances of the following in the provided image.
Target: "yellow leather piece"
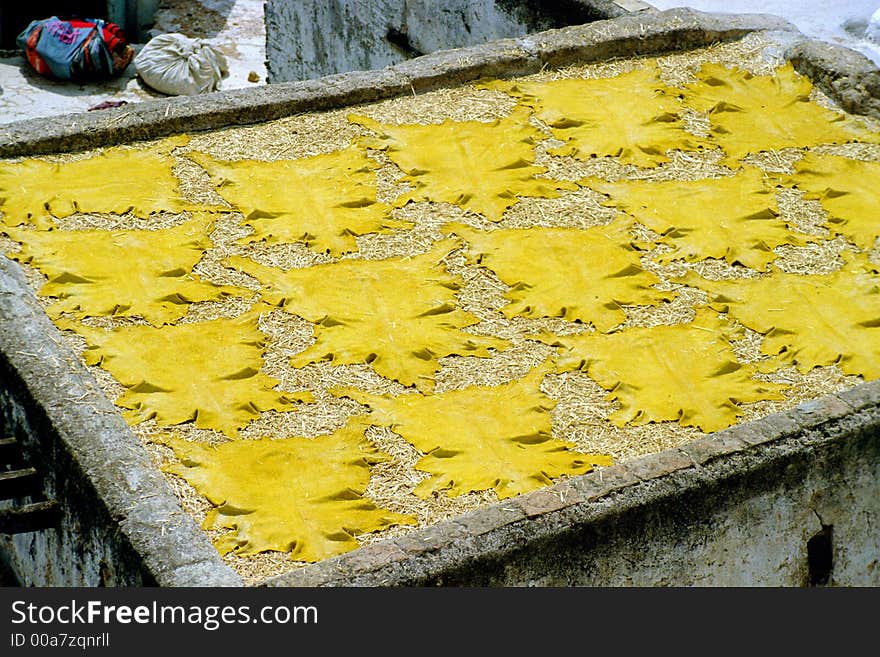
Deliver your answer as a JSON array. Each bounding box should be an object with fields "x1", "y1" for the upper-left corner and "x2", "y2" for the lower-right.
[
  {"x1": 445, "y1": 217, "x2": 668, "y2": 332},
  {"x1": 350, "y1": 108, "x2": 578, "y2": 221},
  {"x1": 333, "y1": 362, "x2": 612, "y2": 499},
  {"x1": 225, "y1": 239, "x2": 510, "y2": 391},
  {"x1": 188, "y1": 146, "x2": 407, "y2": 256},
  {"x1": 6, "y1": 215, "x2": 245, "y2": 326},
  {"x1": 480, "y1": 66, "x2": 707, "y2": 168},
  {"x1": 61, "y1": 306, "x2": 313, "y2": 436},
  {"x1": 0, "y1": 136, "x2": 200, "y2": 229},
  {"x1": 782, "y1": 152, "x2": 880, "y2": 250},
  {"x1": 682, "y1": 62, "x2": 880, "y2": 165},
  {"x1": 536, "y1": 309, "x2": 787, "y2": 432},
  {"x1": 162, "y1": 419, "x2": 416, "y2": 562},
  {"x1": 683, "y1": 254, "x2": 880, "y2": 379},
  {"x1": 589, "y1": 167, "x2": 803, "y2": 271}
]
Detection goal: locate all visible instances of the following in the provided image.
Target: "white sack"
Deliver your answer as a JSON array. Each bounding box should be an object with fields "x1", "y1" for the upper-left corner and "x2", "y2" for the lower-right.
[
  {"x1": 134, "y1": 33, "x2": 228, "y2": 96},
  {"x1": 867, "y1": 8, "x2": 880, "y2": 43}
]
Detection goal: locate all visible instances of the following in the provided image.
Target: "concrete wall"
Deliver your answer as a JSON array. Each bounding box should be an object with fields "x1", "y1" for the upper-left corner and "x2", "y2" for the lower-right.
[
  {"x1": 264, "y1": 0, "x2": 617, "y2": 82},
  {"x1": 0, "y1": 8, "x2": 805, "y2": 158},
  {"x1": 268, "y1": 391, "x2": 879, "y2": 586}
]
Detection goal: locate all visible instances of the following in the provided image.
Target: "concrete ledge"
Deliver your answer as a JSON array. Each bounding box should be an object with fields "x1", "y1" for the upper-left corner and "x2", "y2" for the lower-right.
[
  {"x1": 0, "y1": 256, "x2": 242, "y2": 587},
  {"x1": 263, "y1": 389, "x2": 880, "y2": 587},
  {"x1": 0, "y1": 8, "x2": 802, "y2": 158}
]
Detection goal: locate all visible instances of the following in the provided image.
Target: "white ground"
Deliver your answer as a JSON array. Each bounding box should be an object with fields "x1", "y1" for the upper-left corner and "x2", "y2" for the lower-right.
[{"x1": 0, "y1": 1, "x2": 879, "y2": 124}]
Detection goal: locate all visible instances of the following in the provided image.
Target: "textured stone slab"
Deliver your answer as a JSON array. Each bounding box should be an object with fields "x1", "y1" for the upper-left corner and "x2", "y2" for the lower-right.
[
  {"x1": 0, "y1": 8, "x2": 802, "y2": 158},
  {"x1": 785, "y1": 38, "x2": 880, "y2": 120},
  {"x1": 392, "y1": 520, "x2": 470, "y2": 555},
  {"x1": 679, "y1": 429, "x2": 749, "y2": 466},
  {"x1": 517, "y1": 482, "x2": 584, "y2": 518},
  {"x1": 836, "y1": 380, "x2": 880, "y2": 412}
]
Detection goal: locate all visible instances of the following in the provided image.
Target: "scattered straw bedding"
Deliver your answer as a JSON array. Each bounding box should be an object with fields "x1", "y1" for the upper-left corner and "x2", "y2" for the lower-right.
[{"x1": 4, "y1": 32, "x2": 879, "y2": 585}]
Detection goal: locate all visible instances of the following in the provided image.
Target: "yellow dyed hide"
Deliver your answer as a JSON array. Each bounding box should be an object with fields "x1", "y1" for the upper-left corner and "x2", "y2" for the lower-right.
[
  {"x1": 350, "y1": 108, "x2": 578, "y2": 220},
  {"x1": 225, "y1": 240, "x2": 510, "y2": 391},
  {"x1": 188, "y1": 146, "x2": 407, "y2": 256},
  {"x1": 5, "y1": 215, "x2": 244, "y2": 325},
  {"x1": 0, "y1": 136, "x2": 199, "y2": 228},
  {"x1": 481, "y1": 66, "x2": 706, "y2": 168},
  {"x1": 445, "y1": 217, "x2": 668, "y2": 332},
  {"x1": 5, "y1": 55, "x2": 877, "y2": 567},
  {"x1": 782, "y1": 152, "x2": 880, "y2": 250},
  {"x1": 162, "y1": 419, "x2": 416, "y2": 562},
  {"x1": 334, "y1": 362, "x2": 612, "y2": 499},
  {"x1": 537, "y1": 310, "x2": 788, "y2": 432},
  {"x1": 682, "y1": 62, "x2": 879, "y2": 165},
  {"x1": 683, "y1": 254, "x2": 880, "y2": 379},
  {"x1": 589, "y1": 167, "x2": 803, "y2": 271},
  {"x1": 62, "y1": 306, "x2": 313, "y2": 436}
]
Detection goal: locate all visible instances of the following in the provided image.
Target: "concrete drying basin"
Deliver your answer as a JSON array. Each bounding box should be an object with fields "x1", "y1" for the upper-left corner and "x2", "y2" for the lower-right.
[{"x1": 263, "y1": 0, "x2": 633, "y2": 82}]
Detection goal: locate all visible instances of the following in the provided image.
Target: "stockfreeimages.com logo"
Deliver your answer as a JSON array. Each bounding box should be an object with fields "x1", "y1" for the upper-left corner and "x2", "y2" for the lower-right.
[{"x1": 10, "y1": 599, "x2": 318, "y2": 632}]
